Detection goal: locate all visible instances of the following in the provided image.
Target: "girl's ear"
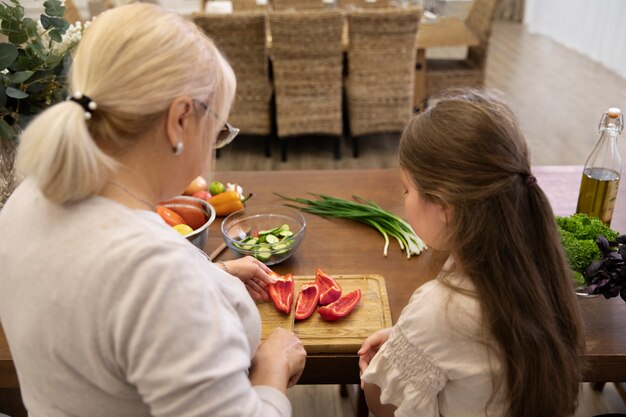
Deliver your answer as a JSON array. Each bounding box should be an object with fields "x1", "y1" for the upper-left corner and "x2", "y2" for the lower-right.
[
  {"x1": 165, "y1": 97, "x2": 194, "y2": 151},
  {"x1": 440, "y1": 203, "x2": 454, "y2": 226}
]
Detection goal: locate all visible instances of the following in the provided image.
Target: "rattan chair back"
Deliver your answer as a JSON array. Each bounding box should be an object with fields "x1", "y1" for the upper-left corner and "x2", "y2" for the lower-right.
[
  {"x1": 231, "y1": 0, "x2": 267, "y2": 11},
  {"x1": 337, "y1": 0, "x2": 390, "y2": 10},
  {"x1": 425, "y1": 0, "x2": 501, "y2": 98},
  {"x1": 271, "y1": 0, "x2": 331, "y2": 10},
  {"x1": 466, "y1": 0, "x2": 502, "y2": 67},
  {"x1": 64, "y1": 0, "x2": 82, "y2": 22},
  {"x1": 193, "y1": 12, "x2": 272, "y2": 135},
  {"x1": 345, "y1": 7, "x2": 420, "y2": 137},
  {"x1": 269, "y1": 9, "x2": 344, "y2": 137}
]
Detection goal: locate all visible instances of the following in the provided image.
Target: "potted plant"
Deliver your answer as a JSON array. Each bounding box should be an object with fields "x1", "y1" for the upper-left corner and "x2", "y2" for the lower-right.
[{"x1": 0, "y1": 0, "x2": 84, "y2": 208}]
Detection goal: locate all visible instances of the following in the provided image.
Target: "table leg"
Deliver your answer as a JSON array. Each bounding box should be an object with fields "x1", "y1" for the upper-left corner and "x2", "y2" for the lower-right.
[
  {"x1": 0, "y1": 388, "x2": 26, "y2": 417},
  {"x1": 414, "y1": 48, "x2": 427, "y2": 112}
]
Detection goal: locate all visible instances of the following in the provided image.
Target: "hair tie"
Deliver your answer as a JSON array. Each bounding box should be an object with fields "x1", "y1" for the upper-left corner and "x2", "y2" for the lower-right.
[
  {"x1": 519, "y1": 172, "x2": 537, "y2": 186},
  {"x1": 68, "y1": 91, "x2": 97, "y2": 120}
]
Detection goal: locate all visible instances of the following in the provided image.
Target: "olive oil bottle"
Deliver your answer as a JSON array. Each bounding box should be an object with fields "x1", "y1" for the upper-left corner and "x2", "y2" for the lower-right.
[{"x1": 576, "y1": 108, "x2": 623, "y2": 226}]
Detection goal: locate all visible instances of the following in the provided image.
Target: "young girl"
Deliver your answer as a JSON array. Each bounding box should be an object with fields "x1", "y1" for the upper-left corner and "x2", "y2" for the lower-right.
[{"x1": 358, "y1": 89, "x2": 584, "y2": 417}]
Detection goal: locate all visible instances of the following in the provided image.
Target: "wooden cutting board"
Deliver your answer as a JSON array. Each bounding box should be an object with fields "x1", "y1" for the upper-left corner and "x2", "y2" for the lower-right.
[{"x1": 257, "y1": 274, "x2": 392, "y2": 354}]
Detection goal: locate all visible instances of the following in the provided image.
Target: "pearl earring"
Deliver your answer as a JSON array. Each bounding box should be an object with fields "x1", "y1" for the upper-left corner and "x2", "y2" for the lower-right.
[{"x1": 172, "y1": 142, "x2": 184, "y2": 156}]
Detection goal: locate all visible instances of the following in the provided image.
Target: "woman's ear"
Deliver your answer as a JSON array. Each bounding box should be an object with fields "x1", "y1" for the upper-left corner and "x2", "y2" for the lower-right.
[{"x1": 165, "y1": 97, "x2": 194, "y2": 152}]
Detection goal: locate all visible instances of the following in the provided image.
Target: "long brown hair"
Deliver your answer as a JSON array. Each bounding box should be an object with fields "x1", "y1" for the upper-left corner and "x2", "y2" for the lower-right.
[{"x1": 399, "y1": 88, "x2": 584, "y2": 417}]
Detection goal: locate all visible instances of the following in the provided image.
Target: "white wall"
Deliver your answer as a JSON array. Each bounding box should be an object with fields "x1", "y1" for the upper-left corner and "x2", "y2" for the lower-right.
[{"x1": 524, "y1": 0, "x2": 626, "y2": 80}]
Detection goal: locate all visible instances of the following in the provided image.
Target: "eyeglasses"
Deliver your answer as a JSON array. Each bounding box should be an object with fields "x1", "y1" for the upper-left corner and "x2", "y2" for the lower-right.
[
  {"x1": 216, "y1": 122, "x2": 240, "y2": 149},
  {"x1": 193, "y1": 99, "x2": 239, "y2": 149}
]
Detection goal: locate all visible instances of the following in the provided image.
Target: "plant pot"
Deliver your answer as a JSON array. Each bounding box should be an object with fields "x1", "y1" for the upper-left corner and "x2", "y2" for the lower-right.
[{"x1": 0, "y1": 139, "x2": 18, "y2": 210}]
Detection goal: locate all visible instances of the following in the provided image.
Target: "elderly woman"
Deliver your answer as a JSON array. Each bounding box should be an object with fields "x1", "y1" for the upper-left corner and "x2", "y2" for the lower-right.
[{"x1": 0, "y1": 4, "x2": 305, "y2": 416}]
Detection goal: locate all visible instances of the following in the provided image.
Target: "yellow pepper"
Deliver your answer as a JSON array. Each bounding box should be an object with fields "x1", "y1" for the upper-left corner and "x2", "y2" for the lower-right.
[{"x1": 207, "y1": 191, "x2": 244, "y2": 216}]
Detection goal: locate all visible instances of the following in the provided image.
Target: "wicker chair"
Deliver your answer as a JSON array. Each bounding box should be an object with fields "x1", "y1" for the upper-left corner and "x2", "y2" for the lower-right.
[
  {"x1": 271, "y1": 0, "x2": 329, "y2": 12},
  {"x1": 64, "y1": 0, "x2": 82, "y2": 23},
  {"x1": 337, "y1": 0, "x2": 390, "y2": 10},
  {"x1": 345, "y1": 7, "x2": 419, "y2": 157},
  {"x1": 193, "y1": 12, "x2": 273, "y2": 156},
  {"x1": 231, "y1": 0, "x2": 267, "y2": 11},
  {"x1": 269, "y1": 9, "x2": 344, "y2": 160},
  {"x1": 426, "y1": 0, "x2": 502, "y2": 98}
]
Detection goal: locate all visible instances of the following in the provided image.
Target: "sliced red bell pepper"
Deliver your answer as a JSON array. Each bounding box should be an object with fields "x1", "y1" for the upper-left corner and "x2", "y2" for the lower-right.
[
  {"x1": 294, "y1": 282, "x2": 320, "y2": 320},
  {"x1": 315, "y1": 268, "x2": 342, "y2": 305},
  {"x1": 268, "y1": 272, "x2": 294, "y2": 314},
  {"x1": 317, "y1": 289, "x2": 362, "y2": 321}
]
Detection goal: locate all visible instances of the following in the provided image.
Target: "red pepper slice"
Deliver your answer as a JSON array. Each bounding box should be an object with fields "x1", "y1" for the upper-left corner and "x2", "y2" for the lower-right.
[
  {"x1": 294, "y1": 282, "x2": 320, "y2": 320},
  {"x1": 315, "y1": 268, "x2": 342, "y2": 305},
  {"x1": 317, "y1": 289, "x2": 362, "y2": 321},
  {"x1": 268, "y1": 272, "x2": 294, "y2": 314}
]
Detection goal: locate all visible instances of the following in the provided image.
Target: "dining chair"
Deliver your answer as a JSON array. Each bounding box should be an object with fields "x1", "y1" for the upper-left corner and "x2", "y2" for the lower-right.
[
  {"x1": 425, "y1": 0, "x2": 502, "y2": 98},
  {"x1": 193, "y1": 12, "x2": 274, "y2": 156},
  {"x1": 231, "y1": 0, "x2": 267, "y2": 11},
  {"x1": 345, "y1": 7, "x2": 420, "y2": 157},
  {"x1": 269, "y1": 9, "x2": 345, "y2": 161},
  {"x1": 271, "y1": 0, "x2": 329, "y2": 12},
  {"x1": 64, "y1": 0, "x2": 83, "y2": 23},
  {"x1": 336, "y1": 0, "x2": 390, "y2": 9}
]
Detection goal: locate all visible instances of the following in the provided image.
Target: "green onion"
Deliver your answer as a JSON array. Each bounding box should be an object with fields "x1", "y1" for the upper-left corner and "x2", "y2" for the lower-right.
[{"x1": 275, "y1": 193, "x2": 427, "y2": 259}]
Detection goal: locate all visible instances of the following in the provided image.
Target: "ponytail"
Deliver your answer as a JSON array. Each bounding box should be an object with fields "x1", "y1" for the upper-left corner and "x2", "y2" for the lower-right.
[{"x1": 16, "y1": 101, "x2": 117, "y2": 203}]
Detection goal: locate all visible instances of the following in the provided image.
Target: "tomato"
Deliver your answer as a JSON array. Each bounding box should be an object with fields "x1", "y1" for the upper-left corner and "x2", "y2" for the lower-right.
[
  {"x1": 167, "y1": 204, "x2": 207, "y2": 230},
  {"x1": 184, "y1": 176, "x2": 208, "y2": 196},
  {"x1": 192, "y1": 190, "x2": 211, "y2": 201},
  {"x1": 156, "y1": 205, "x2": 185, "y2": 227}
]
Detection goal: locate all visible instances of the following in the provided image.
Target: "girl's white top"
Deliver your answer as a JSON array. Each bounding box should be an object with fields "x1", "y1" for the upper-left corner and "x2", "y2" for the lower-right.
[{"x1": 361, "y1": 257, "x2": 507, "y2": 417}]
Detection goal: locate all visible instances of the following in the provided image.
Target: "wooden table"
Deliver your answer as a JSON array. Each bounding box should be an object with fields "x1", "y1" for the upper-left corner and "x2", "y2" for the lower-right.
[
  {"x1": 2, "y1": 166, "x2": 626, "y2": 394},
  {"x1": 414, "y1": 16, "x2": 480, "y2": 109}
]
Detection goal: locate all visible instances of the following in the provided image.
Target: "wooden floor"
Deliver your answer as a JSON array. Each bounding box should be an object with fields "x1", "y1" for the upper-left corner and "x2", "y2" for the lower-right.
[{"x1": 214, "y1": 21, "x2": 626, "y2": 417}]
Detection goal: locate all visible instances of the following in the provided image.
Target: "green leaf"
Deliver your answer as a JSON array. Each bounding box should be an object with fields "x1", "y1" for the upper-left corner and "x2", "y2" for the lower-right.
[
  {"x1": 40, "y1": 14, "x2": 69, "y2": 33},
  {"x1": 1, "y1": 19, "x2": 28, "y2": 45},
  {"x1": 8, "y1": 3, "x2": 24, "y2": 20},
  {"x1": 8, "y1": 70, "x2": 33, "y2": 83},
  {"x1": 48, "y1": 29, "x2": 62, "y2": 42},
  {"x1": 44, "y1": 0, "x2": 65, "y2": 17},
  {"x1": 0, "y1": 43, "x2": 18, "y2": 70},
  {"x1": 5, "y1": 86, "x2": 28, "y2": 99},
  {"x1": 22, "y1": 17, "x2": 38, "y2": 39},
  {"x1": 0, "y1": 119, "x2": 15, "y2": 140}
]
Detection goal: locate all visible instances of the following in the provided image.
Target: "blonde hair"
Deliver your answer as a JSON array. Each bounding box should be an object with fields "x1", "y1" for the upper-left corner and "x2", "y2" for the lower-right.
[
  {"x1": 399, "y1": 88, "x2": 584, "y2": 417},
  {"x1": 16, "y1": 3, "x2": 236, "y2": 204}
]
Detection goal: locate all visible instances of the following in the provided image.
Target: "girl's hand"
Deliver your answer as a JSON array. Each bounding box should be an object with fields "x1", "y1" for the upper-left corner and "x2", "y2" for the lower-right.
[
  {"x1": 357, "y1": 327, "x2": 393, "y2": 388},
  {"x1": 216, "y1": 256, "x2": 277, "y2": 302}
]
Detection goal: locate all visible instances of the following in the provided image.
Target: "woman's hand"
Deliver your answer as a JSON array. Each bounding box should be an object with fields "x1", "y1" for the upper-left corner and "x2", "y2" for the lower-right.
[
  {"x1": 216, "y1": 256, "x2": 276, "y2": 302},
  {"x1": 250, "y1": 327, "x2": 307, "y2": 393},
  {"x1": 357, "y1": 327, "x2": 392, "y2": 388}
]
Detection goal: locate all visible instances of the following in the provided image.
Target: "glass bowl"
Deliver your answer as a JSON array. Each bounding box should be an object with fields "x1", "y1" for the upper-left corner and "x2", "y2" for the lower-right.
[
  {"x1": 221, "y1": 205, "x2": 306, "y2": 265},
  {"x1": 161, "y1": 195, "x2": 216, "y2": 250}
]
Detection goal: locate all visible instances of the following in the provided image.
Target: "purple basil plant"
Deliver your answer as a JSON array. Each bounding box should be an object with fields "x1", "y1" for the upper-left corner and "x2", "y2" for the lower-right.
[{"x1": 585, "y1": 235, "x2": 626, "y2": 300}]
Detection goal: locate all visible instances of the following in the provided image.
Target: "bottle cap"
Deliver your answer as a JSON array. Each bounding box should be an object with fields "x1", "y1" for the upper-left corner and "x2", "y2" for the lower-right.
[{"x1": 608, "y1": 108, "x2": 622, "y2": 118}]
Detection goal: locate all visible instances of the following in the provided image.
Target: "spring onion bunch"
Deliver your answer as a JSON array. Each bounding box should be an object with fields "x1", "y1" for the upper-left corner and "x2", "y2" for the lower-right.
[{"x1": 276, "y1": 193, "x2": 427, "y2": 259}]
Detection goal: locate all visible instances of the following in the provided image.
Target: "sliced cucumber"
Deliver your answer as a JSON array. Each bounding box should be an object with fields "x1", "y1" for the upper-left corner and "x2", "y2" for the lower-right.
[
  {"x1": 278, "y1": 230, "x2": 293, "y2": 238},
  {"x1": 279, "y1": 224, "x2": 291, "y2": 232},
  {"x1": 255, "y1": 246, "x2": 272, "y2": 261},
  {"x1": 272, "y1": 243, "x2": 289, "y2": 255},
  {"x1": 265, "y1": 234, "x2": 280, "y2": 244}
]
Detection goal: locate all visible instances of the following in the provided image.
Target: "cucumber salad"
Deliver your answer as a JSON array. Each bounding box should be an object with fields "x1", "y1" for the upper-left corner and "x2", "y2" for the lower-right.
[{"x1": 234, "y1": 224, "x2": 295, "y2": 261}]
